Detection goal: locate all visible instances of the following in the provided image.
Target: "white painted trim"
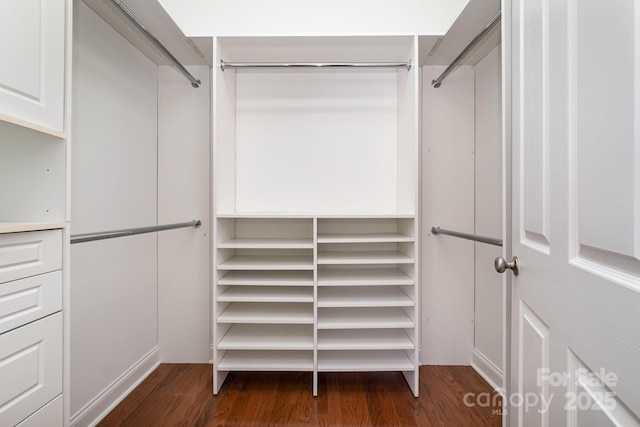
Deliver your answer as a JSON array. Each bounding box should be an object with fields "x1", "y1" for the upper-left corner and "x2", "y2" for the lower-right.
[
  {"x1": 471, "y1": 348, "x2": 504, "y2": 394},
  {"x1": 70, "y1": 347, "x2": 160, "y2": 427}
]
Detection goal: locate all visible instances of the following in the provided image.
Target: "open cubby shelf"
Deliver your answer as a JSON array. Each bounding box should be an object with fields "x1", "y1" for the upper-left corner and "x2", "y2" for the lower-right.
[
  {"x1": 217, "y1": 350, "x2": 314, "y2": 371},
  {"x1": 317, "y1": 286, "x2": 414, "y2": 307},
  {"x1": 218, "y1": 324, "x2": 314, "y2": 350},
  {"x1": 215, "y1": 215, "x2": 419, "y2": 396},
  {"x1": 217, "y1": 302, "x2": 314, "y2": 324},
  {"x1": 217, "y1": 270, "x2": 314, "y2": 286},
  {"x1": 317, "y1": 267, "x2": 414, "y2": 286},
  {"x1": 317, "y1": 329, "x2": 415, "y2": 350},
  {"x1": 219, "y1": 286, "x2": 314, "y2": 303},
  {"x1": 218, "y1": 255, "x2": 314, "y2": 271},
  {"x1": 317, "y1": 350, "x2": 415, "y2": 372}
]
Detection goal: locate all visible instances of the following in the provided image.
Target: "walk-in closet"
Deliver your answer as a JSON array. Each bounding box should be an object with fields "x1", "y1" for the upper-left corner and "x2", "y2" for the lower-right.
[{"x1": 0, "y1": 0, "x2": 505, "y2": 425}]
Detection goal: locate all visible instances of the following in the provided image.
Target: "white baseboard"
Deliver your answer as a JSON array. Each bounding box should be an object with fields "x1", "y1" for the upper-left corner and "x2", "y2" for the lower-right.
[
  {"x1": 70, "y1": 346, "x2": 161, "y2": 427},
  {"x1": 471, "y1": 348, "x2": 504, "y2": 393}
]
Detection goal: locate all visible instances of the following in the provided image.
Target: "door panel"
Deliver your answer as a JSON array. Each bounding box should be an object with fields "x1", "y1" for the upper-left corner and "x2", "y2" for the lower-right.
[
  {"x1": 569, "y1": 0, "x2": 640, "y2": 277},
  {"x1": 519, "y1": 302, "x2": 549, "y2": 426},
  {"x1": 508, "y1": 0, "x2": 640, "y2": 424},
  {"x1": 520, "y1": 0, "x2": 550, "y2": 251},
  {"x1": 567, "y1": 351, "x2": 639, "y2": 427}
]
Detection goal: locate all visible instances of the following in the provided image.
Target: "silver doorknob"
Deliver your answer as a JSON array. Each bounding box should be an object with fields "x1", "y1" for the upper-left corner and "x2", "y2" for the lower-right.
[{"x1": 495, "y1": 256, "x2": 519, "y2": 276}]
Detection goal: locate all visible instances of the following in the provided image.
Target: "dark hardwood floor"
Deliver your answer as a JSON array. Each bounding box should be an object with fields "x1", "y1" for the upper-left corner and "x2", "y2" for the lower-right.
[{"x1": 98, "y1": 364, "x2": 502, "y2": 426}]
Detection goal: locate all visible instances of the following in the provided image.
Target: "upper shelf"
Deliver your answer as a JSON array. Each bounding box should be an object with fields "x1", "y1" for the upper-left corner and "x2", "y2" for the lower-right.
[
  {"x1": 216, "y1": 36, "x2": 416, "y2": 64},
  {"x1": 82, "y1": 0, "x2": 211, "y2": 66}
]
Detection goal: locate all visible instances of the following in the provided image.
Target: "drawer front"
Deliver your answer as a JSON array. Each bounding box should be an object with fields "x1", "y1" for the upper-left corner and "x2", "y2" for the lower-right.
[
  {"x1": 0, "y1": 271, "x2": 62, "y2": 335},
  {"x1": 16, "y1": 395, "x2": 62, "y2": 427},
  {"x1": 0, "y1": 313, "x2": 62, "y2": 426},
  {"x1": 0, "y1": 230, "x2": 62, "y2": 284}
]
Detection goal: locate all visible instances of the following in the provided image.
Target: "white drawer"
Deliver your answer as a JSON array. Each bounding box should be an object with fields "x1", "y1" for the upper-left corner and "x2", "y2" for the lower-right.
[
  {"x1": 0, "y1": 271, "x2": 62, "y2": 335},
  {"x1": 0, "y1": 313, "x2": 62, "y2": 427},
  {"x1": 0, "y1": 230, "x2": 62, "y2": 284},
  {"x1": 16, "y1": 395, "x2": 62, "y2": 427}
]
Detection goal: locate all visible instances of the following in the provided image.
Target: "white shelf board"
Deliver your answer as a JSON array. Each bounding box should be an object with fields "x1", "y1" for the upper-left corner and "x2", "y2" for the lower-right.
[
  {"x1": 317, "y1": 287, "x2": 414, "y2": 307},
  {"x1": 317, "y1": 232, "x2": 413, "y2": 243},
  {"x1": 219, "y1": 286, "x2": 313, "y2": 303},
  {"x1": 218, "y1": 36, "x2": 415, "y2": 64},
  {"x1": 218, "y1": 271, "x2": 314, "y2": 286},
  {"x1": 218, "y1": 237, "x2": 313, "y2": 249},
  {"x1": 218, "y1": 350, "x2": 313, "y2": 371},
  {"x1": 317, "y1": 268, "x2": 414, "y2": 286},
  {"x1": 314, "y1": 214, "x2": 416, "y2": 219},
  {"x1": 0, "y1": 222, "x2": 65, "y2": 234},
  {"x1": 317, "y1": 251, "x2": 413, "y2": 265},
  {"x1": 218, "y1": 302, "x2": 313, "y2": 324},
  {"x1": 318, "y1": 329, "x2": 414, "y2": 350},
  {"x1": 218, "y1": 324, "x2": 313, "y2": 350},
  {"x1": 216, "y1": 213, "x2": 415, "y2": 219},
  {"x1": 217, "y1": 213, "x2": 317, "y2": 219},
  {"x1": 317, "y1": 307, "x2": 414, "y2": 329},
  {"x1": 317, "y1": 350, "x2": 414, "y2": 372},
  {"x1": 218, "y1": 255, "x2": 314, "y2": 270}
]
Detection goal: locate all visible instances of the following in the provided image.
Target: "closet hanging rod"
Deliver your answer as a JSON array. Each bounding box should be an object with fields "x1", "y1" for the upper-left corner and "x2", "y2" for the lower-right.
[
  {"x1": 220, "y1": 60, "x2": 412, "y2": 71},
  {"x1": 110, "y1": 0, "x2": 201, "y2": 88},
  {"x1": 70, "y1": 220, "x2": 201, "y2": 244},
  {"x1": 431, "y1": 10, "x2": 502, "y2": 88},
  {"x1": 431, "y1": 226, "x2": 503, "y2": 247}
]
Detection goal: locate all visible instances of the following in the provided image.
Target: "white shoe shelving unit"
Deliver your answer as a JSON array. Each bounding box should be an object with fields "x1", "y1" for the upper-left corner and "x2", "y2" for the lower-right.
[{"x1": 213, "y1": 35, "x2": 420, "y2": 396}]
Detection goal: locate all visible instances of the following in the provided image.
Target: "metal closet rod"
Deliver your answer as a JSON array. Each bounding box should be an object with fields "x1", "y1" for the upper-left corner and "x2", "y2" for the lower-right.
[
  {"x1": 431, "y1": 10, "x2": 502, "y2": 88},
  {"x1": 431, "y1": 226, "x2": 503, "y2": 247},
  {"x1": 220, "y1": 59, "x2": 412, "y2": 71},
  {"x1": 110, "y1": 0, "x2": 201, "y2": 88},
  {"x1": 70, "y1": 220, "x2": 201, "y2": 244}
]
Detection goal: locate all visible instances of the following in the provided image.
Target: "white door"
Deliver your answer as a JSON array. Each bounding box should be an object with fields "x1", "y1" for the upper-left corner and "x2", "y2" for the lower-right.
[{"x1": 505, "y1": 0, "x2": 640, "y2": 425}]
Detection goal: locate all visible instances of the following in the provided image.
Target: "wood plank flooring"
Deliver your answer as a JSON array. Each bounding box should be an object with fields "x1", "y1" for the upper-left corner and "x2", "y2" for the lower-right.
[{"x1": 98, "y1": 364, "x2": 502, "y2": 426}]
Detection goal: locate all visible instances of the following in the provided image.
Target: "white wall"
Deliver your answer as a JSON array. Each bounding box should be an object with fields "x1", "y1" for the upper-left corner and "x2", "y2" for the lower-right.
[
  {"x1": 158, "y1": 0, "x2": 469, "y2": 37},
  {"x1": 234, "y1": 70, "x2": 398, "y2": 214},
  {"x1": 157, "y1": 65, "x2": 211, "y2": 362},
  {"x1": 421, "y1": 65, "x2": 475, "y2": 365},
  {"x1": 70, "y1": 1, "x2": 159, "y2": 423},
  {"x1": 472, "y1": 45, "x2": 503, "y2": 388}
]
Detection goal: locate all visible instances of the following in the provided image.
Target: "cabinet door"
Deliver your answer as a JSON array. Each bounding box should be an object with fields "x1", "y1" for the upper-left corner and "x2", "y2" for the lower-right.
[
  {"x1": 0, "y1": 313, "x2": 62, "y2": 426},
  {"x1": 0, "y1": 0, "x2": 66, "y2": 134}
]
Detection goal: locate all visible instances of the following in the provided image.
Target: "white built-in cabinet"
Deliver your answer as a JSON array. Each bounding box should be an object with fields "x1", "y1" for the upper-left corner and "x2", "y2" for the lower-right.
[
  {"x1": 213, "y1": 36, "x2": 421, "y2": 396},
  {"x1": 0, "y1": 0, "x2": 69, "y2": 425},
  {"x1": 0, "y1": 230, "x2": 64, "y2": 426},
  {"x1": 0, "y1": 0, "x2": 66, "y2": 137}
]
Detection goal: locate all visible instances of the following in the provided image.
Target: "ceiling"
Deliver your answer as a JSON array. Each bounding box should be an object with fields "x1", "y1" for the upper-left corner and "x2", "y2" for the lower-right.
[{"x1": 83, "y1": 0, "x2": 500, "y2": 69}]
